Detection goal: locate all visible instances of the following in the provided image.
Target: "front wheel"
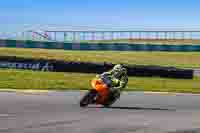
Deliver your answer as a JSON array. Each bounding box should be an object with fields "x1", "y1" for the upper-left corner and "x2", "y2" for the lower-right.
[{"x1": 80, "y1": 90, "x2": 97, "y2": 107}]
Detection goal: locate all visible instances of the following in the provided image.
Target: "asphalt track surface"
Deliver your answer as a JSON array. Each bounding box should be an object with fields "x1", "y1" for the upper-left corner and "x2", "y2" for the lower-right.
[{"x1": 0, "y1": 91, "x2": 200, "y2": 133}]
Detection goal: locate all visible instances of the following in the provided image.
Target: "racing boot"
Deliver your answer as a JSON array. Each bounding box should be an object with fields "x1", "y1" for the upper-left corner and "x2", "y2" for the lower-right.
[{"x1": 104, "y1": 88, "x2": 120, "y2": 107}]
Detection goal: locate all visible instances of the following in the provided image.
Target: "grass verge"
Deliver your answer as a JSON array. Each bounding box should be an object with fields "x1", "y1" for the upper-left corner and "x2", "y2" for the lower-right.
[
  {"x1": 0, "y1": 68, "x2": 200, "y2": 93},
  {"x1": 0, "y1": 47, "x2": 200, "y2": 68}
]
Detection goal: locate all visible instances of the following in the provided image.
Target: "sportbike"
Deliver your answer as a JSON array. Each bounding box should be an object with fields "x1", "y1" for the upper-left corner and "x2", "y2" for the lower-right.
[{"x1": 80, "y1": 75, "x2": 120, "y2": 107}]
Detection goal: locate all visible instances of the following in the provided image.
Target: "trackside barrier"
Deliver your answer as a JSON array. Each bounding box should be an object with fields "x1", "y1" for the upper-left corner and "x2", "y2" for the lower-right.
[
  {"x1": 1, "y1": 39, "x2": 200, "y2": 51},
  {"x1": 0, "y1": 56, "x2": 193, "y2": 79}
]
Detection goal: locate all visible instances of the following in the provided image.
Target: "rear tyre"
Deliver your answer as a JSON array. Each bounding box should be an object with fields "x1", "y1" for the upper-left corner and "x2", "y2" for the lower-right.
[{"x1": 80, "y1": 90, "x2": 97, "y2": 107}]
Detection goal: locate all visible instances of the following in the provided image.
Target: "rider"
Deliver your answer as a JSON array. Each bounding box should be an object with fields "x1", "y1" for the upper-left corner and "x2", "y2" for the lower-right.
[{"x1": 97, "y1": 64, "x2": 128, "y2": 104}]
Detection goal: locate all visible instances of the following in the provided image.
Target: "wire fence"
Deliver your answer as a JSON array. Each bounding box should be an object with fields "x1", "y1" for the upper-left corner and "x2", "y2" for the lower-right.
[
  {"x1": 2, "y1": 30, "x2": 200, "y2": 43},
  {"x1": 23, "y1": 30, "x2": 200, "y2": 42}
]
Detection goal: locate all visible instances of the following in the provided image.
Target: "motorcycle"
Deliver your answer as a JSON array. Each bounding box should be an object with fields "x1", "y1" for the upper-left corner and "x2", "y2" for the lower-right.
[{"x1": 80, "y1": 75, "x2": 120, "y2": 107}]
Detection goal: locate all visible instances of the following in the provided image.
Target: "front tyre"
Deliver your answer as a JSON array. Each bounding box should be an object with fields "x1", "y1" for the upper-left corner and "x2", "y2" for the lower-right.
[{"x1": 80, "y1": 90, "x2": 97, "y2": 107}]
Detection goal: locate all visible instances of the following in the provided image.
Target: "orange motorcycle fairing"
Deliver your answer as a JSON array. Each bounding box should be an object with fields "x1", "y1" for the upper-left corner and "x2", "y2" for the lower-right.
[{"x1": 91, "y1": 79, "x2": 110, "y2": 104}]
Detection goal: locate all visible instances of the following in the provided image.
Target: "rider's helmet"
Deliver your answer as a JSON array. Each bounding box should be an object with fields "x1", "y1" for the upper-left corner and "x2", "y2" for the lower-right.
[{"x1": 112, "y1": 64, "x2": 127, "y2": 78}]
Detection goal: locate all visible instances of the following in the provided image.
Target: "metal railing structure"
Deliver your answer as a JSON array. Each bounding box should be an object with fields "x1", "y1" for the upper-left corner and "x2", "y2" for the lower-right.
[
  {"x1": 0, "y1": 32, "x2": 24, "y2": 40},
  {"x1": 25, "y1": 30, "x2": 200, "y2": 42},
  {"x1": 17, "y1": 30, "x2": 200, "y2": 42}
]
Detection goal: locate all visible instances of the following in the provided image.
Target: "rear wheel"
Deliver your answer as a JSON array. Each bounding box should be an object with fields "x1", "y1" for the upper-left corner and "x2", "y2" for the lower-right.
[{"x1": 80, "y1": 90, "x2": 97, "y2": 107}]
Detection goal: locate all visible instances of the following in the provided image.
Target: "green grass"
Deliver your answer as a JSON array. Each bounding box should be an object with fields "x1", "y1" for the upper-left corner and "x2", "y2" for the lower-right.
[
  {"x1": 0, "y1": 69, "x2": 92, "y2": 90},
  {"x1": 0, "y1": 47, "x2": 199, "y2": 93},
  {"x1": 1, "y1": 47, "x2": 200, "y2": 68},
  {"x1": 0, "y1": 68, "x2": 200, "y2": 93}
]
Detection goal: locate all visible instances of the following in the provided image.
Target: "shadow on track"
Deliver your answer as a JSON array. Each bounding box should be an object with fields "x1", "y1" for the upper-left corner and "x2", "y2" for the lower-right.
[
  {"x1": 168, "y1": 128, "x2": 200, "y2": 133},
  {"x1": 88, "y1": 106, "x2": 176, "y2": 111}
]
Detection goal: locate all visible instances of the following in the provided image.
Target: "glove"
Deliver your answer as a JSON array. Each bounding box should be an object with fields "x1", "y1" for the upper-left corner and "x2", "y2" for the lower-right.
[{"x1": 112, "y1": 78, "x2": 120, "y2": 86}]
